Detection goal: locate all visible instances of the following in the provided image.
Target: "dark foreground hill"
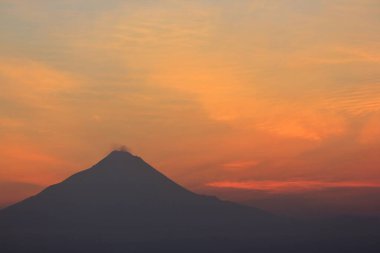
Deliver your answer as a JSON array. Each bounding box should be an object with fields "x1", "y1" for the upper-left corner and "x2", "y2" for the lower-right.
[{"x1": 0, "y1": 150, "x2": 379, "y2": 252}]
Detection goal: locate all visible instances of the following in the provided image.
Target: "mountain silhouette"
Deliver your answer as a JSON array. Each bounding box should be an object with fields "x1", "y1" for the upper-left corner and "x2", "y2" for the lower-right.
[{"x1": 1, "y1": 150, "x2": 379, "y2": 253}]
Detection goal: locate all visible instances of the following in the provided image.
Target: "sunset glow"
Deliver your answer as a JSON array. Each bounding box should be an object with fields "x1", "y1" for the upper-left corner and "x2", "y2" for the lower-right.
[
  {"x1": 1, "y1": 0, "x2": 379, "y2": 214},
  {"x1": 207, "y1": 180, "x2": 380, "y2": 193}
]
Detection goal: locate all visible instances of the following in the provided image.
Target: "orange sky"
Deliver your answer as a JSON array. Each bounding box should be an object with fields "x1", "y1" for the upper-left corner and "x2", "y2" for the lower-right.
[{"x1": 0, "y1": 0, "x2": 380, "y2": 211}]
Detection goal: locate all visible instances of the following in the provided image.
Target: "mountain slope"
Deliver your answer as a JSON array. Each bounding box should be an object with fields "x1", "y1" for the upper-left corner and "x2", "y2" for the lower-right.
[
  {"x1": 0, "y1": 151, "x2": 286, "y2": 252},
  {"x1": 2, "y1": 150, "x2": 378, "y2": 253}
]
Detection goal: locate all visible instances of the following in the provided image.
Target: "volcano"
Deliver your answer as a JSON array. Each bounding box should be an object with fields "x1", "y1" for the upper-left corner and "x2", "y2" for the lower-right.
[
  {"x1": 0, "y1": 151, "x2": 286, "y2": 252},
  {"x1": 1, "y1": 150, "x2": 379, "y2": 253}
]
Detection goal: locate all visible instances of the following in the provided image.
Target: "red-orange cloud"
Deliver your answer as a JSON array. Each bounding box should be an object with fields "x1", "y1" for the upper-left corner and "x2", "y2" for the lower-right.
[{"x1": 207, "y1": 180, "x2": 380, "y2": 193}]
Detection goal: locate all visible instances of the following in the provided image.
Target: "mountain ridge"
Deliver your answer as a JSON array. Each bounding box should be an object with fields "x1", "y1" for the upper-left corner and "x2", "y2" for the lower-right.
[
  {"x1": 6, "y1": 150, "x2": 253, "y2": 215},
  {"x1": 0, "y1": 151, "x2": 276, "y2": 238},
  {"x1": 1, "y1": 150, "x2": 378, "y2": 253}
]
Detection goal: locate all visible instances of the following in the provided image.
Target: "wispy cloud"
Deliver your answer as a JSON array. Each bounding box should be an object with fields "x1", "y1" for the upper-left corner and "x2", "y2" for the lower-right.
[
  {"x1": 324, "y1": 84, "x2": 380, "y2": 115},
  {"x1": 0, "y1": 58, "x2": 83, "y2": 111},
  {"x1": 222, "y1": 160, "x2": 260, "y2": 171},
  {"x1": 207, "y1": 180, "x2": 380, "y2": 193}
]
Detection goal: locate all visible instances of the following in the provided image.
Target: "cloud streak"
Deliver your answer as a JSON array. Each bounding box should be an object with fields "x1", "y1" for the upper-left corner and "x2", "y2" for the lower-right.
[{"x1": 207, "y1": 180, "x2": 380, "y2": 193}]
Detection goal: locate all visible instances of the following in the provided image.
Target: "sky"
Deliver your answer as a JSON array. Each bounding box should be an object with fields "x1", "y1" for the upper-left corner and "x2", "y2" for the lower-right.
[{"x1": 0, "y1": 0, "x2": 380, "y2": 215}]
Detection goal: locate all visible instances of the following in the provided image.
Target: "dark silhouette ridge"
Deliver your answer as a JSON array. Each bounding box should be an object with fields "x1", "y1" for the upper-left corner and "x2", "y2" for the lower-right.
[{"x1": 0, "y1": 150, "x2": 379, "y2": 253}]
